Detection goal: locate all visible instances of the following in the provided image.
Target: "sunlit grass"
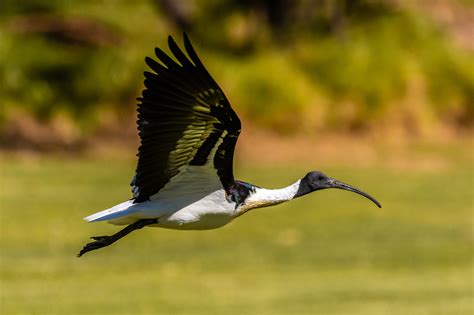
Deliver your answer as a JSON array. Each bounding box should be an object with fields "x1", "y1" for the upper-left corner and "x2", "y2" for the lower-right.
[{"x1": 0, "y1": 150, "x2": 473, "y2": 314}]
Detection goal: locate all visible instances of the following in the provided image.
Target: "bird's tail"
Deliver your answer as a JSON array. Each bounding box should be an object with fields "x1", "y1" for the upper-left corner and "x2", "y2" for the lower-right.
[{"x1": 84, "y1": 200, "x2": 137, "y2": 223}]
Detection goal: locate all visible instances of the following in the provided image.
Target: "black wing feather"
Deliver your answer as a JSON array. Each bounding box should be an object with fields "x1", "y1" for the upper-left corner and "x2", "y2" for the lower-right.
[
  {"x1": 167, "y1": 36, "x2": 194, "y2": 68},
  {"x1": 154, "y1": 47, "x2": 180, "y2": 69},
  {"x1": 132, "y1": 33, "x2": 241, "y2": 203}
]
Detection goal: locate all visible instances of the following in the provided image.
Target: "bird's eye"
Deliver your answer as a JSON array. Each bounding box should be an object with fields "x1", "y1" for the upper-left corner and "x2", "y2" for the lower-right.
[{"x1": 318, "y1": 175, "x2": 325, "y2": 180}]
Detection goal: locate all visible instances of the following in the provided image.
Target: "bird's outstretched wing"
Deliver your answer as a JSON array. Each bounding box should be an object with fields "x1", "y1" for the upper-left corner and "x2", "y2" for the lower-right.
[{"x1": 131, "y1": 34, "x2": 241, "y2": 203}]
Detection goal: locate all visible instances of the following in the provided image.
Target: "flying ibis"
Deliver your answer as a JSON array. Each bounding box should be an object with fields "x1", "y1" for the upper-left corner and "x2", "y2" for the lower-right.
[{"x1": 78, "y1": 34, "x2": 381, "y2": 257}]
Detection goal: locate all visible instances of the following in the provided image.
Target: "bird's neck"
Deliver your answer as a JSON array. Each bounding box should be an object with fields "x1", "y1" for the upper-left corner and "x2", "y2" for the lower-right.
[{"x1": 235, "y1": 180, "x2": 301, "y2": 215}]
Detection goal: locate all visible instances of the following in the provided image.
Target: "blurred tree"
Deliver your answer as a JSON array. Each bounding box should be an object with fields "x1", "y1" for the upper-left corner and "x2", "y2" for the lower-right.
[
  {"x1": 0, "y1": 0, "x2": 472, "y2": 145},
  {"x1": 155, "y1": 0, "x2": 195, "y2": 32}
]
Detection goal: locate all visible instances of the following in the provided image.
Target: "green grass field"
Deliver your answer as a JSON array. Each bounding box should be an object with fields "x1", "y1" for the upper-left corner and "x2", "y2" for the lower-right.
[{"x1": 1, "y1": 146, "x2": 472, "y2": 315}]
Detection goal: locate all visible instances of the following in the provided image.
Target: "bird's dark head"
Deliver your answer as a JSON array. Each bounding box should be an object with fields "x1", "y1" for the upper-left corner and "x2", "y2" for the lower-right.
[
  {"x1": 296, "y1": 171, "x2": 381, "y2": 208},
  {"x1": 299, "y1": 171, "x2": 332, "y2": 191}
]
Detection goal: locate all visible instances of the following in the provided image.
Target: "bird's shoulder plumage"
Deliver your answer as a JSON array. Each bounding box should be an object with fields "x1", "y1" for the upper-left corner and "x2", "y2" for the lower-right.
[{"x1": 131, "y1": 34, "x2": 241, "y2": 203}]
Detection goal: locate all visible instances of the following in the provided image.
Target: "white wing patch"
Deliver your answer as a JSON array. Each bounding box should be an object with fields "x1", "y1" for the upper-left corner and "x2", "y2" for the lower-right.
[{"x1": 150, "y1": 129, "x2": 227, "y2": 202}]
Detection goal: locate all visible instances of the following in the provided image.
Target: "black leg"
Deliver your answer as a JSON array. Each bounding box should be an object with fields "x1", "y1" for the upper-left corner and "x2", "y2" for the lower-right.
[{"x1": 77, "y1": 218, "x2": 158, "y2": 257}]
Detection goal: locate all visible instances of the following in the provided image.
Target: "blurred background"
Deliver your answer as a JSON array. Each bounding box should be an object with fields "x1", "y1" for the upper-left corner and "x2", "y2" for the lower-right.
[{"x1": 1, "y1": 1, "x2": 473, "y2": 314}]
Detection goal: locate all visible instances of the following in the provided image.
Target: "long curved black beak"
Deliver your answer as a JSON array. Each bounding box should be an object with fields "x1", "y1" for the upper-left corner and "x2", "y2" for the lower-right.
[{"x1": 329, "y1": 179, "x2": 381, "y2": 208}]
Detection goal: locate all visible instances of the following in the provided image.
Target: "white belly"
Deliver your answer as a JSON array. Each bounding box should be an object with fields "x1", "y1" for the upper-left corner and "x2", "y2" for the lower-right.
[
  {"x1": 156, "y1": 188, "x2": 236, "y2": 229},
  {"x1": 157, "y1": 209, "x2": 235, "y2": 230}
]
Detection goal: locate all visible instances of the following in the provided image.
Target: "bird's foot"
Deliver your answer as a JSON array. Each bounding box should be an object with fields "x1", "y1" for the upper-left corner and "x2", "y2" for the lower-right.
[
  {"x1": 77, "y1": 235, "x2": 115, "y2": 257},
  {"x1": 77, "y1": 218, "x2": 159, "y2": 257}
]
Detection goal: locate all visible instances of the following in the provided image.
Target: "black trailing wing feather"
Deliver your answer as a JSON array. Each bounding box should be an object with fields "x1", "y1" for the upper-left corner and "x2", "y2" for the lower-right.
[{"x1": 132, "y1": 34, "x2": 241, "y2": 203}]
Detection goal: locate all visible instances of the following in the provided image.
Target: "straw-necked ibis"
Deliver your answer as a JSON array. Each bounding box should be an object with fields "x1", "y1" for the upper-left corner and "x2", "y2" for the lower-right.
[{"x1": 78, "y1": 34, "x2": 381, "y2": 257}]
